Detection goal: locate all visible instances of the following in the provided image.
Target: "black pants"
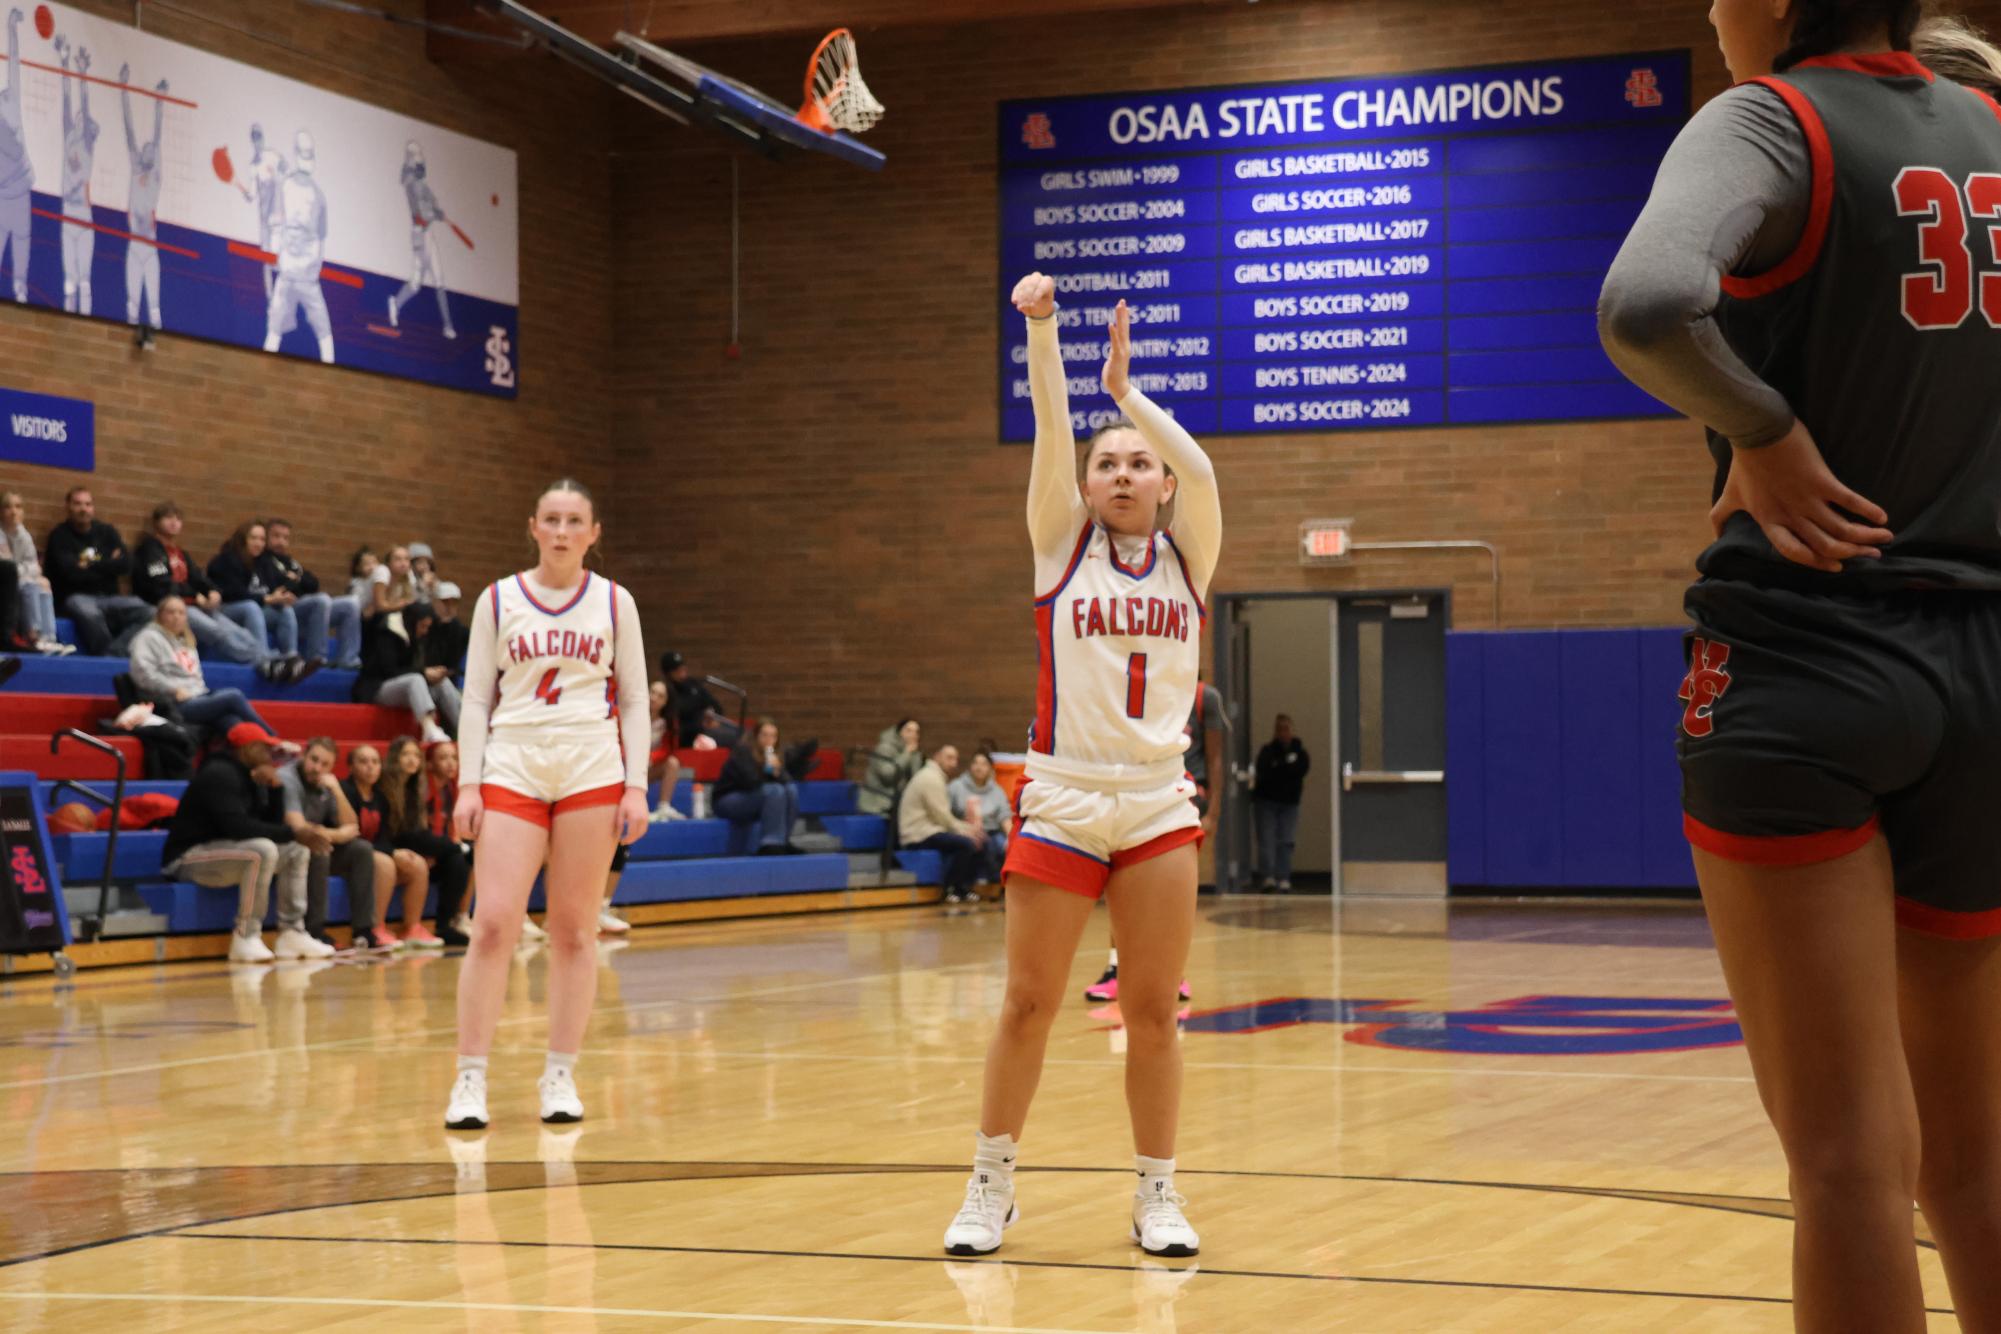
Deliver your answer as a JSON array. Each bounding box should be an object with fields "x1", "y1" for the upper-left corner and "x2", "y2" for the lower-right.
[
  {"x1": 909, "y1": 831, "x2": 980, "y2": 894},
  {"x1": 395, "y1": 829, "x2": 470, "y2": 922},
  {"x1": 307, "y1": 838, "x2": 379, "y2": 935}
]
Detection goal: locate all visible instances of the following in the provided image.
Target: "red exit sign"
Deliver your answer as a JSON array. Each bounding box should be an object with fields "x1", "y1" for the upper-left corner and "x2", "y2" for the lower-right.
[{"x1": 1299, "y1": 519, "x2": 1353, "y2": 565}]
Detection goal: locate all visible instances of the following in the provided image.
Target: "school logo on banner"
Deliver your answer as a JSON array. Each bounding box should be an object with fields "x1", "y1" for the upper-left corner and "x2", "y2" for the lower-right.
[
  {"x1": 1179, "y1": 994, "x2": 1743, "y2": 1055},
  {"x1": 0, "y1": 386, "x2": 94, "y2": 471}
]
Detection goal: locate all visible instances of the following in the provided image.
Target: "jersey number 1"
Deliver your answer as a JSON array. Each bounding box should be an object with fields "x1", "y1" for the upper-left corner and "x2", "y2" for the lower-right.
[
  {"x1": 1126, "y1": 653, "x2": 1148, "y2": 720},
  {"x1": 1895, "y1": 167, "x2": 2001, "y2": 330}
]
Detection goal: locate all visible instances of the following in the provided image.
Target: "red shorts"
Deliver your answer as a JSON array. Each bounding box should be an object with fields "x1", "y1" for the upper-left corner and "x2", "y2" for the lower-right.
[{"x1": 481, "y1": 782, "x2": 623, "y2": 830}]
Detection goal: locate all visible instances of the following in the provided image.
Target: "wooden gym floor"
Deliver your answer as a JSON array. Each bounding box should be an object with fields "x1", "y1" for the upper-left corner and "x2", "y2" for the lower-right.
[{"x1": 0, "y1": 896, "x2": 1961, "y2": 1331}]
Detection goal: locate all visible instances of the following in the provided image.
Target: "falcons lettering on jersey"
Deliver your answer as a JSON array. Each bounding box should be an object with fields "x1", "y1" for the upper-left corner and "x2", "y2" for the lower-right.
[
  {"x1": 507, "y1": 629, "x2": 605, "y2": 666},
  {"x1": 1071, "y1": 595, "x2": 1193, "y2": 643}
]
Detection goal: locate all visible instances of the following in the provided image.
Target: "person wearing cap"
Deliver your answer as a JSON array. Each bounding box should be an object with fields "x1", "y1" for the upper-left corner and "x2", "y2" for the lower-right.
[
  {"x1": 408, "y1": 542, "x2": 441, "y2": 600},
  {"x1": 260, "y1": 518, "x2": 359, "y2": 669},
  {"x1": 425, "y1": 580, "x2": 468, "y2": 674},
  {"x1": 160, "y1": 721, "x2": 334, "y2": 964},
  {"x1": 355, "y1": 598, "x2": 459, "y2": 745},
  {"x1": 261, "y1": 128, "x2": 333, "y2": 364}
]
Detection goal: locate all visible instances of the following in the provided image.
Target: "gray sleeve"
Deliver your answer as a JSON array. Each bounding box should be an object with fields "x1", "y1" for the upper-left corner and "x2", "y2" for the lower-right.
[{"x1": 1598, "y1": 84, "x2": 1810, "y2": 449}]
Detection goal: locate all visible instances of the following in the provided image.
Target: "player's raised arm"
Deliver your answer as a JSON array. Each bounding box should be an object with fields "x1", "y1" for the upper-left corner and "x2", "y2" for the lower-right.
[
  {"x1": 6, "y1": 11, "x2": 22, "y2": 120},
  {"x1": 120, "y1": 63, "x2": 134, "y2": 159},
  {"x1": 1014, "y1": 271, "x2": 1087, "y2": 560},
  {"x1": 1104, "y1": 300, "x2": 1220, "y2": 593}
]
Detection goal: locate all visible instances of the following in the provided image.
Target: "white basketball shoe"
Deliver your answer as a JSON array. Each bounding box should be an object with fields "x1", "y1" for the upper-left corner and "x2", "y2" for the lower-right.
[
  {"x1": 943, "y1": 1174, "x2": 1017, "y2": 1256},
  {"x1": 444, "y1": 1068, "x2": 489, "y2": 1131},
  {"x1": 1132, "y1": 1178, "x2": 1200, "y2": 1257},
  {"x1": 538, "y1": 1067, "x2": 584, "y2": 1124}
]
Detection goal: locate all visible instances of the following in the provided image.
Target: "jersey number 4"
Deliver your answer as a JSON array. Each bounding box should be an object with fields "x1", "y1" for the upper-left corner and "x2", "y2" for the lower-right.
[
  {"x1": 535, "y1": 668, "x2": 620, "y2": 720},
  {"x1": 1895, "y1": 167, "x2": 2001, "y2": 330}
]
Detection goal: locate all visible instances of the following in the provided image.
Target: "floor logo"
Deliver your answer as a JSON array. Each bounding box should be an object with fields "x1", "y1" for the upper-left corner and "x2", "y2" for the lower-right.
[{"x1": 1181, "y1": 994, "x2": 1742, "y2": 1055}]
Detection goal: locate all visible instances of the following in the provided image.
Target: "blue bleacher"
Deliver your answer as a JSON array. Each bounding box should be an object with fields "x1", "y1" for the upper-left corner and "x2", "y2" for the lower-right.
[{"x1": 11, "y1": 653, "x2": 360, "y2": 702}]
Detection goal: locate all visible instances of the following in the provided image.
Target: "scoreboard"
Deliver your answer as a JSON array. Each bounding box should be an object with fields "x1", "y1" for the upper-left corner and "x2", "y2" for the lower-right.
[{"x1": 998, "y1": 53, "x2": 1690, "y2": 441}]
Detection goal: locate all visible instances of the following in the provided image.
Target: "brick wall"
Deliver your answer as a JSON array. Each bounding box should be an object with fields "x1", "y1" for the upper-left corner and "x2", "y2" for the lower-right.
[
  {"x1": 0, "y1": 0, "x2": 615, "y2": 604},
  {"x1": 607, "y1": 0, "x2": 2001, "y2": 755}
]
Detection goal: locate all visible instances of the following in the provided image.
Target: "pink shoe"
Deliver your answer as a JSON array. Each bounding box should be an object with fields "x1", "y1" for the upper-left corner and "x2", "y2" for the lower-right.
[
  {"x1": 1084, "y1": 974, "x2": 1119, "y2": 1003},
  {"x1": 402, "y1": 925, "x2": 445, "y2": 949},
  {"x1": 1178, "y1": 979, "x2": 1192, "y2": 1001}
]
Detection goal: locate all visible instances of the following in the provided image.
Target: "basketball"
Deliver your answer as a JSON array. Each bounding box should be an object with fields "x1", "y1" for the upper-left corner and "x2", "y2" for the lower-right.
[{"x1": 33, "y1": 5, "x2": 51, "y2": 40}]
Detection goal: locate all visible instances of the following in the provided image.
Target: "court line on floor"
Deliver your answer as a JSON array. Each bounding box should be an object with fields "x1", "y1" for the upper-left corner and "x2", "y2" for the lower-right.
[
  {"x1": 166, "y1": 1231, "x2": 1951, "y2": 1313},
  {"x1": 0, "y1": 1290, "x2": 1111, "y2": 1332}
]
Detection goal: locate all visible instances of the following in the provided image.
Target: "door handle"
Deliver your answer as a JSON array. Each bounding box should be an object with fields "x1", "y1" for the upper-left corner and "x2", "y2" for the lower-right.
[{"x1": 1342, "y1": 762, "x2": 1444, "y2": 792}]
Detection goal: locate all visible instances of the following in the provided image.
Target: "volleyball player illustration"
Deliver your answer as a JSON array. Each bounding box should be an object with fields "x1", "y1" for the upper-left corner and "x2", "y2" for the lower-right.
[
  {"x1": 445, "y1": 479, "x2": 650, "y2": 1131},
  {"x1": 942, "y1": 274, "x2": 1220, "y2": 1260},
  {"x1": 120, "y1": 65, "x2": 166, "y2": 329},
  {"x1": 241, "y1": 123, "x2": 285, "y2": 299},
  {"x1": 54, "y1": 35, "x2": 97, "y2": 316},
  {"x1": 1602, "y1": 0, "x2": 2001, "y2": 1324},
  {"x1": 261, "y1": 130, "x2": 333, "y2": 364},
  {"x1": 0, "y1": 9, "x2": 32, "y2": 305},
  {"x1": 388, "y1": 140, "x2": 455, "y2": 339}
]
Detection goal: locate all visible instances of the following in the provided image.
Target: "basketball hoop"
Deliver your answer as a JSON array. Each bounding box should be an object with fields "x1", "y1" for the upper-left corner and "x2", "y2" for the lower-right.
[{"x1": 799, "y1": 28, "x2": 884, "y2": 135}]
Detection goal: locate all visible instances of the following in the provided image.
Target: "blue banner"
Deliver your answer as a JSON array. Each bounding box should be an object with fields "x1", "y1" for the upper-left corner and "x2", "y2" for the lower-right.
[
  {"x1": 998, "y1": 51, "x2": 1690, "y2": 440},
  {"x1": 0, "y1": 386, "x2": 93, "y2": 471}
]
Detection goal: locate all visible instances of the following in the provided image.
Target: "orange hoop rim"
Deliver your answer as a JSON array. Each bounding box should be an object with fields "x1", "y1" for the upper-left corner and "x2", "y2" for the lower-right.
[{"x1": 797, "y1": 26, "x2": 855, "y2": 134}]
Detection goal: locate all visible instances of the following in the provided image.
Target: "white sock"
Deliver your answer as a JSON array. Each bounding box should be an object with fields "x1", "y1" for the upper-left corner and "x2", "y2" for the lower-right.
[
  {"x1": 973, "y1": 1131, "x2": 1017, "y2": 1190},
  {"x1": 457, "y1": 1054, "x2": 488, "y2": 1077},
  {"x1": 1136, "y1": 1154, "x2": 1175, "y2": 1189},
  {"x1": 1107, "y1": 948, "x2": 1119, "y2": 968},
  {"x1": 545, "y1": 1051, "x2": 578, "y2": 1080}
]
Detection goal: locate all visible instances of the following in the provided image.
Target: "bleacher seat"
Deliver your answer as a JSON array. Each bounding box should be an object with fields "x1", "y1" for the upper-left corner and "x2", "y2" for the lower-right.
[
  {"x1": 7, "y1": 655, "x2": 360, "y2": 703},
  {"x1": 896, "y1": 849, "x2": 944, "y2": 883},
  {"x1": 820, "y1": 814, "x2": 888, "y2": 850}
]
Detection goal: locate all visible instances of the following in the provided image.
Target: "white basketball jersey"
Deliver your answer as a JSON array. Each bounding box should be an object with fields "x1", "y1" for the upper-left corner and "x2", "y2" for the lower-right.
[
  {"x1": 483, "y1": 571, "x2": 622, "y2": 740},
  {"x1": 1031, "y1": 525, "x2": 1206, "y2": 769}
]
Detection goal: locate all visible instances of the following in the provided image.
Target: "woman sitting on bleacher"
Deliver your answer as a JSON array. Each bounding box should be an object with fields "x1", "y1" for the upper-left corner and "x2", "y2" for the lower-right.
[
  {"x1": 713, "y1": 719, "x2": 802, "y2": 856},
  {"x1": 340, "y1": 743, "x2": 432, "y2": 952},
  {"x1": 857, "y1": 718, "x2": 923, "y2": 817},
  {"x1": 0, "y1": 491, "x2": 72, "y2": 655},
  {"x1": 129, "y1": 596, "x2": 281, "y2": 739},
  {"x1": 354, "y1": 600, "x2": 459, "y2": 746},
  {"x1": 383, "y1": 735, "x2": 469, "y2": 947},
  {"x1": 948, "y1": 748, "x2": 1011, "y2": 890}
]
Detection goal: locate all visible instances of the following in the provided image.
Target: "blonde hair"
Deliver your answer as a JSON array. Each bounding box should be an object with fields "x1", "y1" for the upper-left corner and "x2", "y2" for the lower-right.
[
  {"x1": 155, "y1": 596, "x2": 197, "y2": 651},
  {"x1": 1915, "y1": 13, "x2": 2001, "y2": 97}
]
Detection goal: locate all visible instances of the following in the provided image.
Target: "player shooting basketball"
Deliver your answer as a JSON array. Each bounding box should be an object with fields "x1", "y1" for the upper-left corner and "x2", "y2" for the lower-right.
[
  {"x1": 120, "y1": 63, "x2": 166, "y2": 329},
  {"x1": 261, "y1": 129, "x2": 333, "y2": 364},
  {"x1": 389, "y1": 139, "x2": 455, "y2": 339},
  {"x1": 54, "y1": 33, "x2": 97, "y2": 316},
  {"x1": 0, "y1": 9, "x2": 31, "y2": 304},
  {"x1": 241, "y1": 123, "x2": 284, "y2": 299}
]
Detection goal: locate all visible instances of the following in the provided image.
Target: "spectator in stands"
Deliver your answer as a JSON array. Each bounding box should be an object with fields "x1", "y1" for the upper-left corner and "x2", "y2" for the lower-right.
[
  {"x1": 262, "y1": 518, "x2": 359, "y2": 669},
  {"x1": 383, "y1": 735, "x2": 469, "y2": 946},
  {"x1": 648, "y1": 678, "x2": 684, "y2": 822},
  {"x1": 858, "y1": 718, "x2": 923, "y2": 817},
  {"x1": 1252, "y1": 713, "x2": 1311, "y2": 892},
  {"x1": 46, "y1": 486, "x2": 149, "y2": 655},
  {"x1": 426, "y1": 581, "x2": 469, "y2": 673},
  {"x1": 340, "y1": 743, "x2": 430, "y2": 951},
  {"x1": 278, "y1": 736, "x2": 380, "y2": 953},
  {"x1": 368, "y1": 544, "x2": 419, "y2": 625},
  {"x1": 354, "y1": 600, "x2": 458, "y2": 745},
  {"x1": 347, "y1": 547, "x2": 378, "y2": 618},
  {"x1": 129, "y1": 596, "x2": 280, "y2": 738},
  {"x1": 662, "y1": 651, "x2": 738, "y2": 747},
  {"x1": 0, "y1": 491, "x2": 72, "y2": 654},
  {"x1": 133, "y1": 502, "x2": 265, "y2": 665},
  {"x1": 948, "y1": 748, "x2": 1010, "y2": 891},
  {"x1": 407, "y1": 541, "x2": 441, "y2": 599},
  {"x1": 713, "y1": 719, "x2": 801, "y2": 855},
  {"x1": 207, "y1": 521, "x2": 313, "y2": 683},
  {"x1": 426, "y1": 739, "x2": 485, "y2": 940},
  {"x1": 900, "y1": 743, "x2": 983, "y2": 904},
  {"x1": 160, "y1": 721, "x2": 333, "y2": 964}
]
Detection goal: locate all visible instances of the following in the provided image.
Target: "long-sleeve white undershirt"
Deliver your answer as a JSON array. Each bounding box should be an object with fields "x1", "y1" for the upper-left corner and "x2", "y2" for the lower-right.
[
  {"x1": 457, "y1": 576, "x2": 651, "y2": 792},
  {"x1": 1023, "y1": 311, "x2": 1221, "y2": 596}
]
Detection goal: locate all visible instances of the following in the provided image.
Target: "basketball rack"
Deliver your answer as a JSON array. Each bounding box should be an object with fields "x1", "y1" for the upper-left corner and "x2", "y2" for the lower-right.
[{"x1": 481, "y1": 0, "x2": 885, "y2": 171}]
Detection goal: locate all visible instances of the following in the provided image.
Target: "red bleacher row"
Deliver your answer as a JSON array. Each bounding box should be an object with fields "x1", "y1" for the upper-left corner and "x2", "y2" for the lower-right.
[{"x1": 0, "y1": 694, "x2": 846, "y2": 782}]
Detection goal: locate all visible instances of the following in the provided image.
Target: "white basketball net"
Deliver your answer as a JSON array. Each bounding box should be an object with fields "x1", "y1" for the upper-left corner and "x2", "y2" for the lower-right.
[{"x1": 809, "y1": 30, "x2": 885, "y2": 133}]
